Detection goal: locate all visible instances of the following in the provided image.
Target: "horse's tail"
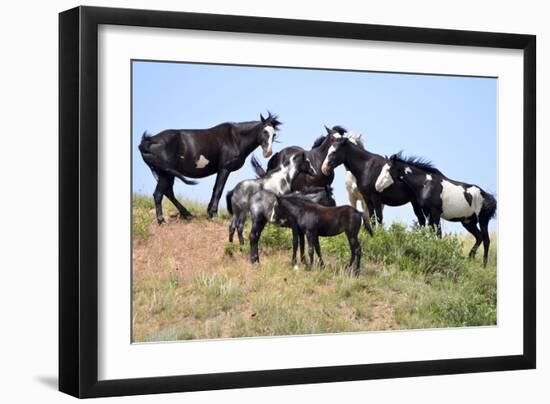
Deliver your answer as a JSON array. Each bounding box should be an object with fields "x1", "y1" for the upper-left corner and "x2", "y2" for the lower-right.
[
  {"x1": 139, "y1": 132, "x2": 198, "y2": 185},
  {"x1": 226, "y1": 190, "x2": 234, "y2": 215},
  {"x1": 361, "y1": 211, "x2": 374, "y2": 236},
  {"x1": 250, "y1": 155, "x2": 267, "y2": 178},
  {"x1": 482, "y1": 192, "x2": 497, "y2": 220}
]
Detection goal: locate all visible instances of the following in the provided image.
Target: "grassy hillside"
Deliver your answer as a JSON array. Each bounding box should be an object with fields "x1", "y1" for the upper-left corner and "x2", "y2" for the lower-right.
[{"x1": 132, "y1": 194, "x2": 497, "y2": 342}]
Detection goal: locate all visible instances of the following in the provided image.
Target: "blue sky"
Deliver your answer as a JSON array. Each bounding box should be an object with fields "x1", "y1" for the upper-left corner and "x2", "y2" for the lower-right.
[{"x1": 132, "y1": 61, "x2": 497, "y2": 233}]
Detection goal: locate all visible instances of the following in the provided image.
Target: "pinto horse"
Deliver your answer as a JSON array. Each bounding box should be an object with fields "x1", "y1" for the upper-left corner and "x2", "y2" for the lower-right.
[
  {"x1": 375, "y1": 153, "x2": 497, "y2": 267},
  {"x1": 321, "y1": 135, "x2": 427, "y2": 226},
  {"x1": 276, "y1": 195, "x2": 374, "y2": 275},
  {"x1": 251, "y1": 125, "x2": 347, "y2": 190},
  {"x1": 139, "y1": 112, "x2": 281, "y2": 223},
  {"x1": 226, "y1": 152, "x2": 316, "y2": 246}
]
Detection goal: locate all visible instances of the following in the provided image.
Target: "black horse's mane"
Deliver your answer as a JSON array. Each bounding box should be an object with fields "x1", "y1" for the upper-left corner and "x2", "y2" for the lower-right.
[
  {"x1": 311, "y1": 126, "x2": 348, "y2": 149},
  {"x1": 391, "y1": 152, "x2": 443, "y2": 175},
  {"x1": 223, "y1": 112, "x2": 282, "y2": 133},
  {"x1": 311, "y1": 135, "x2": 326, "y2": 148}
]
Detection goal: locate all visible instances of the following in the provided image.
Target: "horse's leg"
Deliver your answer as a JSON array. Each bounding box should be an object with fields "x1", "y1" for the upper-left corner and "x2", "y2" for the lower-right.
[
  {"x1": 346, "y1": 230, "x2": 361, "y2": 276},
  {"x1": 163, "y1": 176, "x2": 193, "y2": 220},
  {"x1": 207, "y1": 169, "x2": 231, "y2": 218},
  {"x1": 249, "y1": 217, "x2": 267, "y2": 264},
  {"x1": 373, "y1": 200, "x2": 384, "y2": 225},
  {"x1": 411, "y1": 200, "x2": 426, "y2": 227},
  {"x1": 236, "y1": 212, "x2": 247, "y2": 248},
  {"x1": 348, "y1": 191, "x2": 357, "y2": 209},
  {"x1": 228, "y1": 215, "x2": 237, "y2": 243},
  {"x1": 299, "y1": 231, "x2": 306, "y2": 264},
  {"x1": 153, "y1": 179, "x2": 165, "y2": 225},
  {"x1": 461, "y1": 219, "x2": 482, "y2": 259},
  {"x1": 306, "y1": 231, "x2": 315, "y2": 270},
  {"x1": 479, "y1": 216, "x2": 491, "y2": 267},
  {"x1": 291, "y1": 226, "x2": 299, "y2": 266},
  {"x1": 313, "y1": 236, "x2": 324, "y2": 268},
  {"x1": 359, "y1": 195, "x2": 369, "y2": 216}
]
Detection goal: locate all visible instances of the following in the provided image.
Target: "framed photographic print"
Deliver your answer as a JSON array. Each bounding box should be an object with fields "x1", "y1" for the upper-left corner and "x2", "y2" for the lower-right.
[{"x1": 59, "y1": 6, "x2": 536, "y2": 398}]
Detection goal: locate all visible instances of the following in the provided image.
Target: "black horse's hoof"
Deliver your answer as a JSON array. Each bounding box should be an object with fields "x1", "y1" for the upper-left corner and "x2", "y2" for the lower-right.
[
  {"x1": 181, "y1": 213, "x2": 193, "y2": 221},
  {"x1": 207, "y1": 210, "x2": 218, "y2": 219},
  {"x1": 157, "y1": 218, "x2": 165, "y2": 225}
]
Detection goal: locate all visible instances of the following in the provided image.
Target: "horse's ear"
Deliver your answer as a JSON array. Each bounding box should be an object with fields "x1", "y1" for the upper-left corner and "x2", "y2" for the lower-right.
[
  {"x1": 324, "y1": 125, "x2": 331, "y2": 134},
  {"x1": 260, "y1": 113, "x2": 266, "y2": 123}
]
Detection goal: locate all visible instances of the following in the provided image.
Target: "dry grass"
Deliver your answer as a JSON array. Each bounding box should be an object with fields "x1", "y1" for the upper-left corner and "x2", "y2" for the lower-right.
[{"x1": 132, "y1": 195, "x2": 497, "y2": 342}]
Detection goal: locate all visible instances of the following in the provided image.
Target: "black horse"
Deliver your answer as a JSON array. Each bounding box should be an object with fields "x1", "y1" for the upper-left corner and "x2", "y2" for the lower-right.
[
  {"x1": 248, "y1": 186, "x2": 336, "y2": 265},
  {"x1": 321, "y1": 135, "x2": 427, "y2": 226},
  {"x1": 252, "y1": 125, "x2": 347, "y2": 190},
  {"x1": 139, "y1": 112, "x2": 281, "y2": 223},
  {"x1": 276, "y1": 195, "x2": 374, "y2": 275},
  {"x1": 375, "y1": 153, "x2": 497, "y2": 267}
]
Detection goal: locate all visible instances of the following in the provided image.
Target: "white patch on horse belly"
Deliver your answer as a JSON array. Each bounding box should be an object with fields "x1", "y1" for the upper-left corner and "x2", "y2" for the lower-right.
[
  {"x1": 195, "y1": 155, "x2": 209, "y2": 168},
  {"x1": 440, "y1": 180, "x2": 480, "y2": 220}
]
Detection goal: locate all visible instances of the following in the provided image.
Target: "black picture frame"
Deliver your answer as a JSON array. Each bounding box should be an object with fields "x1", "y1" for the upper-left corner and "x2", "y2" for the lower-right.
[{"x1": 59, "y1": 5, "x2": 536, "y2": 398}]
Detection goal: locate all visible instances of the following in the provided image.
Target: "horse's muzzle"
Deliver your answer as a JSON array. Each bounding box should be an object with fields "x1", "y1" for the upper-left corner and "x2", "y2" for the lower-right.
[
  {"x1": 321, "y1": 164, "x2": 331, "y2": 176},
  {"x1": 263, "y1": 150, "x2": 273, "y2": 158}
]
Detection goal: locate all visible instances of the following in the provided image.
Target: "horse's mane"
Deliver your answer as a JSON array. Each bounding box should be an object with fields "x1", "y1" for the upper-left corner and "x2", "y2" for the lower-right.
[
  {"x1": 345, "y1": 132, "x2": 365, "y2": 149},
  {"x1": 391, "y1": 152, "x2": 443, "y2": 175},
  {"x1": 311, "y1": 135, "x2": 326, "y2": 148},
  {"x1": 332, "y1": 125, "x2": 347, "y2": 135}
]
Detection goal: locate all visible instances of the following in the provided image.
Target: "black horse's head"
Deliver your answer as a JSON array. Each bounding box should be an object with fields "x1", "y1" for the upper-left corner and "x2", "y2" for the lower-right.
[
  {"x1": 258, "y1": 112, "x2": 282, "y2": 158},
  {"x1": 292, "y1": 152, "x2": 317, "y2": 177},
  {"x1": 321, "y1": 135, "x2": 349, "y2": 176}
]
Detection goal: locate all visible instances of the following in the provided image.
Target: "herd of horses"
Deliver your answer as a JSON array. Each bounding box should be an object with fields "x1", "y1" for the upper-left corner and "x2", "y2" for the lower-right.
[{"x1": 139, "y1": 112, "x2": 497, "y2": 274}]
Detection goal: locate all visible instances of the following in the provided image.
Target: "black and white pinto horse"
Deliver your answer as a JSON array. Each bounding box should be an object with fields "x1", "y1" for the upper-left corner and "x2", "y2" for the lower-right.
[
  {"x1": 139, "y1": 112, "x2": 281, "y2": 223},
  {"x1": 226, "y1": 152, "x2": 316, "y2": 246},
  {"x1": 343, "y1": 132, "x2": 369, "y2": 213},
  {"x1": 249, "y1": 186, "x2": 336, "y2": 265},
  {"x1": 375, "y1": 153, "x2": 497, "y2": 267},
  {"x1": 252, "y1": 125, "x2": 347, "y2": 190},
  {"x1": 321, "y1": 136, "x2": 427, "y2": 226},
  {"x1": 276, "y1": 194, "x2": 374, "y2": 275}
]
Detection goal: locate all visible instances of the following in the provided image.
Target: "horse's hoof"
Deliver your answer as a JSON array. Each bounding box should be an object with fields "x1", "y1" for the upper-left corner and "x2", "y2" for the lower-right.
[
  {"x1": 181, "y1": 214, "x2": 193, "y2": 221},
  {"x1": 157, "y1": 218, "x2": 165, "y2": 225},
  {"x1": 207, "y1": 210, "x2": 217, "y2": 219}
]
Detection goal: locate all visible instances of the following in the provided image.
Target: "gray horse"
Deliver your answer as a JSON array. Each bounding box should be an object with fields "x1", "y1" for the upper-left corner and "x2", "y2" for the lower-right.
[{"x1": 226, "y1": 152, "x2": 316, "y2": 246}]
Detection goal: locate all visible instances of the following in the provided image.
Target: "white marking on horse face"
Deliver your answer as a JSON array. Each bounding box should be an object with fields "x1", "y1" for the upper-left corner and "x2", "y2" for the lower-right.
[
  {"x1": 375, "y1": 163, "x2": 394, "y2": 192},
  {"x1": 440, "y1": 180, "x2": 483, "y2": 220},
  {"x1": 195, "y1": 155, "x2": 209, "y2": 168},
  {"x1": 332, "y1": 133, "x2": 342, "y2": 139},
  {"x1": 426, "y1": 174, "x2": 432, "y2": 181},
  {"x1": 405, "y1": 167, "x2": 412, "y2": 174},
  {"x1": 321, "y1": 144, "x2": 336, "y2": 175},
  {"x1": 262, "y1": 125, "x2": 275, "y2": 158}
]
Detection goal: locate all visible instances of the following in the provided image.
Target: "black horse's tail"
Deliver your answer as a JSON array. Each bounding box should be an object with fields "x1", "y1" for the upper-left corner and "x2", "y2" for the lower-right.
[
  {"x1": 482, "y1": 192, "x2": 497, "y2": 220},
  {"x1": 361, "y1": 211, "x2": 374, "y2": 236},
  {"x1": 250, "y1": 155, "x2": 267, "y2": 178},
  {"x1": 139, "y1": 132, "x2": 198, "y2": 185},
  {"x1": 226, "y1": 190, "x2": 234, "y2": 215}
]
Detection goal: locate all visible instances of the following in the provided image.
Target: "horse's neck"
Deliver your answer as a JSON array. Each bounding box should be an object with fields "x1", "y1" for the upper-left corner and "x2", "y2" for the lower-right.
[
  {"x1": 399, "y1": 168, "x2": 427, "y2": 197},
  {"x1": 344, "y1": 145, "x2": 374, "y2": 177},
  {"x1": 235, "y1": 123, "x2": 261, "y2": 154},
  {"x1": 280, "y1": 198, "x2": 303, "y2": 219},
  {"x1": 310, "y1": 138, "x2": 331, "y2": 157}
]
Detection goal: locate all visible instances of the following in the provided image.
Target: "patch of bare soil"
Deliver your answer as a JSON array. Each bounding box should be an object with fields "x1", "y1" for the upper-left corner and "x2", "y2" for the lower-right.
[{"x1": 133, "y1": 217, "x2": 234, "y2": 283}]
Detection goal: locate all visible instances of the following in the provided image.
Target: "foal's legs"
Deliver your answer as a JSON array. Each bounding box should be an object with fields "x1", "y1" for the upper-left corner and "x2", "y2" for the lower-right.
[
  {"x1": 228, "y1": 215, "x2": 237, "y2": 243},
  {"x1": 313, "y1": 237, "x2": 324, "y2": 268},
  {"x1": 461, "y1": 219, "x2": 483, "y2": 259},
  {"x1": 299, "y1": 232, "x2": 306, "y2": 264},
  {"x1": 428, "y1": 210, "x2": 442, "y2": 237},
  {"x1": 306, "y1": 231, "x2": 317, "y2": 270},
  {"x1": 346, "y1": 230, "x2": 362, "y2": 276},
  {"x1": 249, "y1": 216, "x2": 267, "y2": 264},
  {"x1": 236, "y1": 211, "x2": 247, "y2": 247},
  {"x1": 207, "y1": 169, "x2": 231, "y2": 218}
]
